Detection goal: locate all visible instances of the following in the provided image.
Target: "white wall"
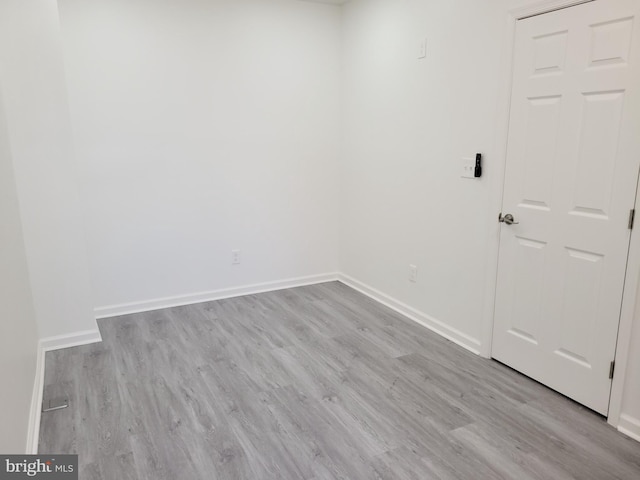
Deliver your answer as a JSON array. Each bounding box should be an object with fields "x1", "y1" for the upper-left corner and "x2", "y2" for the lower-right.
[
  {"x1": 340, "y1": 0, "x2": 515, "y2": 348},
  {"x1": 0, "y1": 0, "x2": 97, "y2": 340},
  {"x1": 56, "y1": 0, "x2": 342, "y2": 311},
  {"x1": 0, "y1": 82, "x2": 39, "y2": 452}
]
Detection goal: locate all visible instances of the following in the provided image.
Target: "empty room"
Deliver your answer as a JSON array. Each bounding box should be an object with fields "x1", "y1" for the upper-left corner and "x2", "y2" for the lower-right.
[{"x1": 2, "y1": 0, "x2": 640, "y2": 478}]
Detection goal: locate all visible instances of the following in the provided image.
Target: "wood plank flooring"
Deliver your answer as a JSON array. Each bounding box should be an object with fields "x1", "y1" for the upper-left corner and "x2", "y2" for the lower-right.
[{"x1": 39, "y1": 282, "x2": 640, "y2": 479}]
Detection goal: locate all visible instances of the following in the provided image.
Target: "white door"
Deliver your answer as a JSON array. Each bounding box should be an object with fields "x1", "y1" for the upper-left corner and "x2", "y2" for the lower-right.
[{"x1": 493, "y1": 0, "x2": 640, "y2": 415}]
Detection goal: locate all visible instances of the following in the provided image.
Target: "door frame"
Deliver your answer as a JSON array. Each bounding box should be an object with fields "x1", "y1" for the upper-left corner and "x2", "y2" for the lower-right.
[{"x1": 480, "y1": 0, "x2": 638, "y2": 428}]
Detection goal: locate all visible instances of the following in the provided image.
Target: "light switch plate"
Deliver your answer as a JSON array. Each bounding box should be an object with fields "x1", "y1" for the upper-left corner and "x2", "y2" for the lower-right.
[
  {"x1": 418, "y1": 38, "x2": 427, "y2": 59},
  {"x1": 461, "y1": 158, "x2": 475, "y2": 179}
]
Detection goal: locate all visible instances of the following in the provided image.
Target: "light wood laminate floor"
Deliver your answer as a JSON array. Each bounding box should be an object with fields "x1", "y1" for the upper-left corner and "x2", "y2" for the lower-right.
[{"x1": 39, "y1": 282, "x2": 640, "y2": 479}]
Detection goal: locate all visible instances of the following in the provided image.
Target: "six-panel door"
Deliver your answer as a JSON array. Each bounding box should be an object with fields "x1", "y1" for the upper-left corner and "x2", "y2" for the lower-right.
[{"x1": 493, "y1": 0, "x2": 640, "y2": 415}]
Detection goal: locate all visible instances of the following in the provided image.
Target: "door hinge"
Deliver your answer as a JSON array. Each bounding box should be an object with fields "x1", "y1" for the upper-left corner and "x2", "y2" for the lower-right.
[
  {"x1": 609, "y1": 361, "x2": 616, "y2": 379},
  {"x1": 629, "y1": 209, "x2": 635, "y2": 230}
]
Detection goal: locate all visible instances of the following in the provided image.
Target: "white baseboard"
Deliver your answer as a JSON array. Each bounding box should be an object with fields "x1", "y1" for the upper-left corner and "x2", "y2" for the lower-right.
[
  {"x1": 337, "y1": 273, "x2": 482, "y2": 355},
  {"x1": 94, "y1": 272, "x2": 340, "y2": 319},
  {"x1": 26, "y1": 271, "x2": 478, "y2": 451},
  {"x1": 25, "y1": 342, "x2": 45, "y2": 454},
  {"x1": 27, "y1": 271, "x2": 639, "y2": 449},
  {"x1": 40, "y1": 329, "x2": 103, "y2": 352},
  {"x1": 95, "y1": 272, "x2": 481, "y2": 359},
  {"x1": 618, "y1": 414, "x2": 640, "y2": 443},
  {"x1": 25, "y1": 329, "x2": 104, "y2": 453}
]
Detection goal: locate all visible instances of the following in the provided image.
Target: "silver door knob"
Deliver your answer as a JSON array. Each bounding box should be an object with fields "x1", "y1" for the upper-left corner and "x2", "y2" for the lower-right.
[{"x1": 498, "y1": 213, "x2": 519, "y2": 225}]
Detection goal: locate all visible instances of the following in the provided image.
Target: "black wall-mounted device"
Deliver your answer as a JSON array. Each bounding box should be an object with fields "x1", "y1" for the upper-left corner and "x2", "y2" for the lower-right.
[{"x1": 474, "y1": 153, "x2": 482, "y2": 178}]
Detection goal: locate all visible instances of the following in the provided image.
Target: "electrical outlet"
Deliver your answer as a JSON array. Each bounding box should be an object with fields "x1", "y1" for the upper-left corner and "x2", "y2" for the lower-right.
[
  {"x1": 461, "y1": 157, "x2": 475, "y2": 179},
  {"x1": 409, "y1": 264, "x2": 418, "y2": 283},
  {"x1": 232, "y1": 250, "x2": 241, "y2": 265}
]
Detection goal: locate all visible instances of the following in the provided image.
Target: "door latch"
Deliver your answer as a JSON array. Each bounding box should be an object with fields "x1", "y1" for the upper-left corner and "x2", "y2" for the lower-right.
[{"x1": 498, "y1": 213, "x2": 519, "y2": 225}]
